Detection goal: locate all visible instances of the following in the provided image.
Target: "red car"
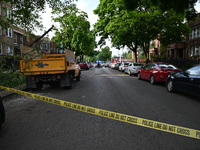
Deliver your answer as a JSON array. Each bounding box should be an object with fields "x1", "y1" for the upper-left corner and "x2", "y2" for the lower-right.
[
  {"x1": 138, "y1": 62, "x2": 181, "y2": 84},
  {"x1": 78, "y1": 62, "x2": 89, "y2": 70}
]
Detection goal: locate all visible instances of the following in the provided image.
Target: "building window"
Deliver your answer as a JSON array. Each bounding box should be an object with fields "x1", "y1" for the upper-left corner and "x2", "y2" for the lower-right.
[
  {"x1": 14, "y1": 34, "x2": 17, "y2": 43},
  {"x1": 198, "y1": 28, "x2": 200, "y2": 38},
  {"x1": 6, "y1": 7, "x2": 12, "y2": 19},
  {"x1": 40, "y1": 43, "x2": 44, "y2": 50},
  {"x1": 20, "y1": 36, "x2": 23, "y2": 44},
  {"x1": 190, "y1": 47, "x2": 194, "y2": 57},
  {"x1": 0, "y1": 43, "x2": 2, "y2": 55},
  {"x1": 44, "y1": 43, "x2": 50, "y2": 50},
  {"x1": 6, "y1": 45, "x2": 13, "y2": 55},
  {"x1": 6, "y1": 28, "x2": 12, "y2": 37},
  {"x1": 195, "y1": 47, "x2": 199, "y2": 56}
]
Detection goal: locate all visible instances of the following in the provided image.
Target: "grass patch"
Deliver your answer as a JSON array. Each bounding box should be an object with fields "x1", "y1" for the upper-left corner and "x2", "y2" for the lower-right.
[{"x1": 0, "y1": 71, "x2": 26, "y2": 88}]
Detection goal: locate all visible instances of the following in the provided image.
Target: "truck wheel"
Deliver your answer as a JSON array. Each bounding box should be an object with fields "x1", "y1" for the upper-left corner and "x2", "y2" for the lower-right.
[
  {"x1": 36, "y1": 82, "x2": 43, "y2": 90},
  {"x1": 76, "y1": 72, "x2": 81, "y2": 81},
  {"x1": 68, "y1": 74, "x2": 73, "y2": 89}
]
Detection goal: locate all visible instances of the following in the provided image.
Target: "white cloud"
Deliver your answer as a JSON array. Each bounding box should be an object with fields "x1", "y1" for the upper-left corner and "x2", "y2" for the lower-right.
[
  {"x1": 75, "y1": 0, "x2": 98, "y2": 28},
  {"x1": 195, "y1": 2, "x2": 200, "y2": 12}
]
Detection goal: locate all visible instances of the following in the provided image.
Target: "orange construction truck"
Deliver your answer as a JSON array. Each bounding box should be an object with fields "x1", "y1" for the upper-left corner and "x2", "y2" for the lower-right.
[{"x1": 20, "y1": 48, "x2": 81, "y2": 90}]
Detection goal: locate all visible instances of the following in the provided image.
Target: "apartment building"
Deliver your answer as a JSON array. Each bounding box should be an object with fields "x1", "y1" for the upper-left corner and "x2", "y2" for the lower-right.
[
  {"x1": 187, "y1": 14, "x2": 200, "y2": 58},
  {"x1": 0, "y1": 2, "x2": 14, "y2": 55},
  {"x1": 166, "y1": 14, "x2": 200, "y2": 61},
  {"x1": 0, "y1": 2, "x2": 57, "y2": 56}
]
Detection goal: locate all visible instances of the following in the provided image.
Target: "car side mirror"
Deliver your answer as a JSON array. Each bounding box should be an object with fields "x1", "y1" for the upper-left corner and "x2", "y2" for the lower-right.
[{"x1": 180, "y1": 71, "x2": 189, "y2": 76}]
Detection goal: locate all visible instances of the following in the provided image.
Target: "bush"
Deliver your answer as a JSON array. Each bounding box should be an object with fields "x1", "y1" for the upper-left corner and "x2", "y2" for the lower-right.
[
  {"x1": 0, "y1": 71, "x2": 26, "y2": 88},
  {"x1": 0, "y1": 55, "x2": 21, "y2": 71}
]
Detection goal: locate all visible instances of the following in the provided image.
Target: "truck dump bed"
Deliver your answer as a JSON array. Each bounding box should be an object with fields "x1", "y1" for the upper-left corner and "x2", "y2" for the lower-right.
[{"x1": 20, "y1": 54, "x2": 67, "y2": 75}]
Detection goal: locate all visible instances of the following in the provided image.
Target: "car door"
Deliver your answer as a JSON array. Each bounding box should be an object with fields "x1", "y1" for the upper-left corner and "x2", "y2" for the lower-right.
[
  {"x1": 144, "y1": 64, "x2": 156, "y2": 80},
  {"x1": 140, "y1": 64, "x2": 151, "y2": 79},
  {"x1": 185, "y1": 66, "x2": 200, "y2": 95},
  {"x1": 139, "y1": 64, "x2": 148, "y2": 79},
  {"x1": 174, "y1": 66, "x2": 200, "y2": 95},
  {"x1": 128, "y1": 63, "x2": 132, "y2": 72}
]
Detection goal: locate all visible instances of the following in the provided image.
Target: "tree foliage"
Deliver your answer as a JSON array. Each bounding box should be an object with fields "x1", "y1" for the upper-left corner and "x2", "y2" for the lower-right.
[
  {"x1": 0, "y1": 0, "x2": 76, "y2": 31},
  {"x1": 94, "y1": 0, "x2": 192, "y2": 62},
  {"x1": 122, "y1": 0, "x2": 198, "y2": 21},
  {"x1": 51, "y1": 4, "x2": 96, "y2": 60},
  {"x1": 98, "y1": 46, "x2": 112, "y2": 62}
]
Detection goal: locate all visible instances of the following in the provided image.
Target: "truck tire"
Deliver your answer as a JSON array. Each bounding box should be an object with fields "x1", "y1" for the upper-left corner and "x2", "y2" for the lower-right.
[
  {"x1": 36, "y1": 82, "x2": 43, "y2": 90},
  {"x1": 76, "y1": 72, "x2": 81, "y2": 81},
  {"x1": 68, "y1": 74, "x2": 73, "y2": 89}
]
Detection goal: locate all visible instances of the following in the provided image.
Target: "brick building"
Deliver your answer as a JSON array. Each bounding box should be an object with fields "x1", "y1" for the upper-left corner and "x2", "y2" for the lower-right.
[
  {"x1": 166, "y1": 14, "x2": 200, "y2": 61},
  {"x1": 0, "y1": 2, "x2": 57, "y2": 56},
  {"x1": 0, "y1": 2, "x2": 14, "y2": 55}
]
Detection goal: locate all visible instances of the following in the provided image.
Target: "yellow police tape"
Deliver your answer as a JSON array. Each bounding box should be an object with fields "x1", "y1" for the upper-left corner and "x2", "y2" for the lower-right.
[{"x1": 0, "y1": 85, "x2": 200, "y2": 140}]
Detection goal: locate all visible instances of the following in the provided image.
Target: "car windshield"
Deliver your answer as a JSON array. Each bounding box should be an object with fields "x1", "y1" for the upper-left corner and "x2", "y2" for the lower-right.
[
  {"x1": 158, "y1": 64, "x2": 177, "y2": 69},
  {"x1": 134, "y1": 63, "x2": 143, "y2": 66},
  {"x1": 186, "y1": 65, "x2": 200, "y2": 75}
]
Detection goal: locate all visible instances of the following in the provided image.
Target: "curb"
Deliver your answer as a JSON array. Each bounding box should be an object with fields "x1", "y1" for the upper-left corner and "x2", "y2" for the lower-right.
[{"x1": 0, "y1": 84, "x2": 27, "y2": 97}]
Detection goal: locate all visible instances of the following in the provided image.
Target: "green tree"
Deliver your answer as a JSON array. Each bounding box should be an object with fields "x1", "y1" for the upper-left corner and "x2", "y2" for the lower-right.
[
  {"x1": 51, "y1": 4, "x2": 96, "y2": 61},
  {"x1": 122, "y1": 0, "x2": 197, "y2": 21},
  {"x1": 0, "y1": 0, "x2": 77, "y2": 31},
  {"x1": 94, "y1": 0, "x2": 191, "y2": 62},
  {"x1": 98, "y1": 46, "x2": 112, "y2": 62}
]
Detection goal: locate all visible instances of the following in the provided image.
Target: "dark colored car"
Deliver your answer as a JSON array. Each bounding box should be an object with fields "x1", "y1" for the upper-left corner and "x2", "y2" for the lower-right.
[
  {"x1": 138, "y1": 62, "x2": 181, "y2": 84},
  {"x1": 166, "y1": 65, "x2": 200, "y2": 96},
  {"x1": 78, "y1": 62, "x2": 89, "y2": 70},
  {"x1": 0, "y1": 98, "x2": 5, "y2": 129}
]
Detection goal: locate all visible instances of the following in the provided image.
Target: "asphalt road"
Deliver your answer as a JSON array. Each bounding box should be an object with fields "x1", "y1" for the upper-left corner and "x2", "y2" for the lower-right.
[{"x1": 0, "y1": 67, "x2": 200, "y2": 150}]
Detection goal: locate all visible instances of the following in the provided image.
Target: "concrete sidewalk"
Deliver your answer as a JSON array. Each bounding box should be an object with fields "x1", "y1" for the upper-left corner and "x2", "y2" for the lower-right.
[{"x1": 0, "y1": 84, "x2": 27, "y2": 97}]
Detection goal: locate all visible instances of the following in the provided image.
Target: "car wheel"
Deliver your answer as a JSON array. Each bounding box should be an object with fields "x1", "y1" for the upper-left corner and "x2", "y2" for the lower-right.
[
  {"x1": 150, "y1": 75, "x2": 155, "y2": 85},
  {"x1": 167, "y1": 79, "x2": 175, "y2": 92},
  {"x1": 128, "y1": 70, "x2": 131, "y2": 76},
  {"x1": 137, "y1": 73, "x2": 141, "y2": 80}
]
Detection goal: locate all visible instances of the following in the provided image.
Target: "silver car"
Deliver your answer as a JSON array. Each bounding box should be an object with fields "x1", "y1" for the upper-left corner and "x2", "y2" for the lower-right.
[
  {"x1": 125, "y1": 62, "x2": 144, "y2": 76},
  {"x1": 119, "y1": 62, "x2": 130, "y2": 72}
]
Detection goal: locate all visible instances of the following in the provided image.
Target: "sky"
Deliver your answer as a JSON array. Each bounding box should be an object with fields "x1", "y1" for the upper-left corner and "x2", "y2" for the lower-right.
[{"x1": 36, "y1": 0, "x2": 200, "y2": 57}]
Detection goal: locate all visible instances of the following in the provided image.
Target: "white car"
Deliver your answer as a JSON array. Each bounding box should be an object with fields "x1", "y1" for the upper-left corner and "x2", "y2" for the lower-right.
[
  {"x1": 125, "y1": 62, "x2": 144, "y2": 76},
  {"x1": 119, "y1": 62, "x2": 131, "y2": 72}
]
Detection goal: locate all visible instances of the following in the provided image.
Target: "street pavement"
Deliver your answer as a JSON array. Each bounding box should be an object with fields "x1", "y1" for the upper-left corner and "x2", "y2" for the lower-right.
[{"x1": 0, "y1": 67, "x2": 200, "y2": 150}]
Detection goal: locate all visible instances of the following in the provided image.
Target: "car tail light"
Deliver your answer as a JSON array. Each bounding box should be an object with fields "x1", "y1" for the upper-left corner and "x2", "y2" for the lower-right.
[{"x1": 133, "y1": 67, "x2": 136, "y2": 69}]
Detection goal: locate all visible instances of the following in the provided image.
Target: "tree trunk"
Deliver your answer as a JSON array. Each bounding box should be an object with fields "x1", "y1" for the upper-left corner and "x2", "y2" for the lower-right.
[
  {"x1": 142, "y1": 42, "x2": 150, "y2": 64},
  {"x1": 128, "y1": 43, "x2": 138, "y2": 62}
]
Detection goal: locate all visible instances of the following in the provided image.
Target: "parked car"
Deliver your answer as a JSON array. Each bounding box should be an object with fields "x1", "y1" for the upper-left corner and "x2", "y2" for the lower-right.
[
  {"x1": 0, "y1": 98, "x2": 5, "y2": 129},
  {"x1": 166, "y1": 65, "x2": 200, "y2": 96},
  {"x1": 125, "y1": 62, "x2": 144, "y2": 76},
  {"x1": 110, "y1": 63, "x2": 116, "y2": 69},
  {"x1": 119, "y1": 62, "x2": 130, "y2": 72},
  {"x1": 138, "y1": 62, "x2": 181, "y2": 84},
  {"x1": 78, "y1": 62, "x2": 89, "y2": 70},
  {"x1": 114, "y1": 63, "x2": 121, "y2": 70}
]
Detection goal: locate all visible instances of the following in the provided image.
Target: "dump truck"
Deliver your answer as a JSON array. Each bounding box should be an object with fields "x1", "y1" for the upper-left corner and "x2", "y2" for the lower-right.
[{"x1": 20, "y1": 48, "x2": 81, "y2": 90}]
